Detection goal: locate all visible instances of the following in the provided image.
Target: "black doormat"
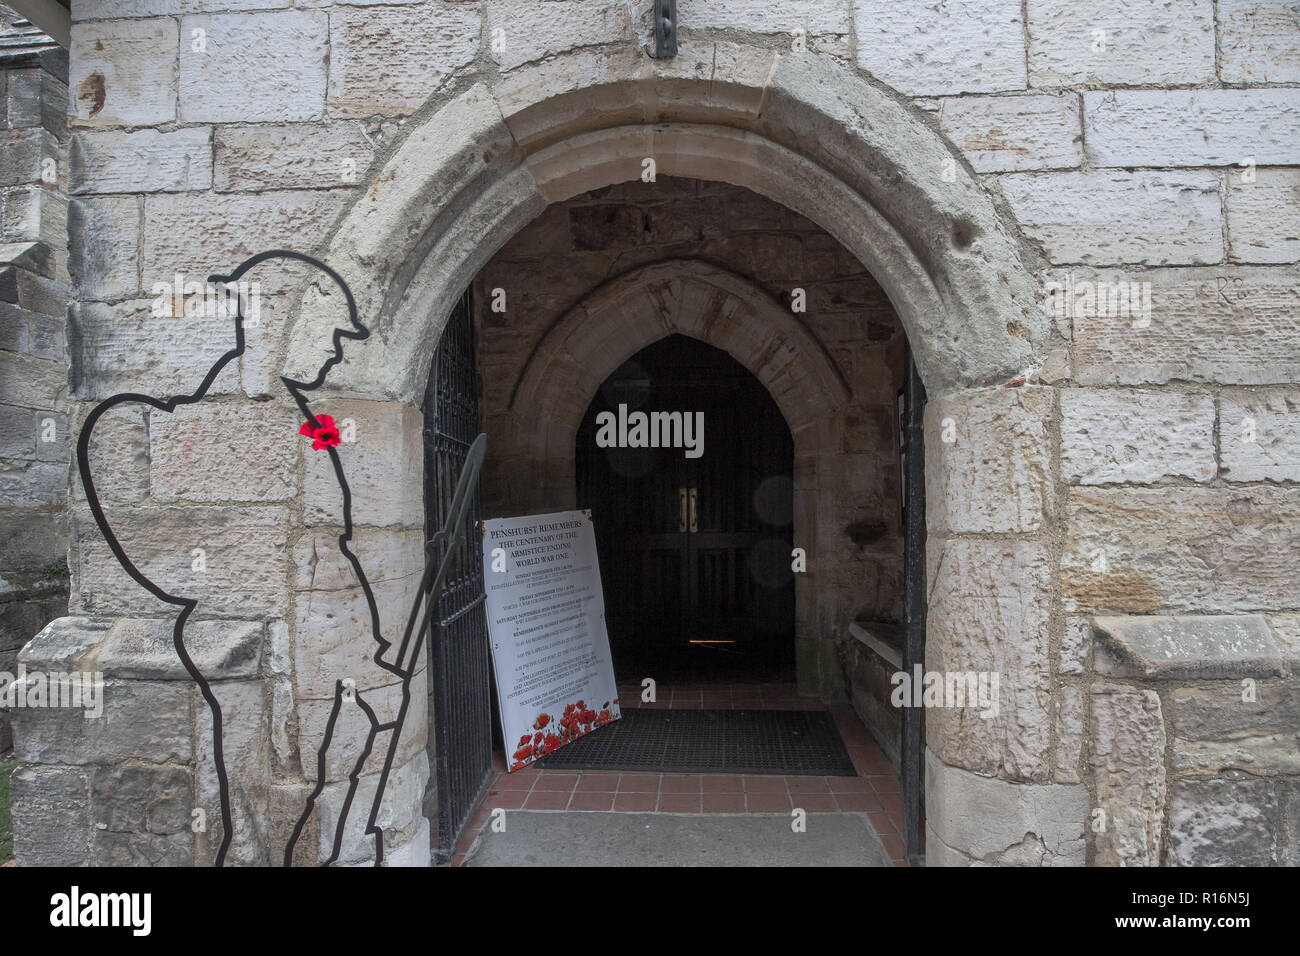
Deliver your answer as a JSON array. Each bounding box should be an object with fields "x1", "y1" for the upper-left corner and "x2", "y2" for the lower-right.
[{"x1": 534, "y1": 708, "x2": 857, "y2": 776}]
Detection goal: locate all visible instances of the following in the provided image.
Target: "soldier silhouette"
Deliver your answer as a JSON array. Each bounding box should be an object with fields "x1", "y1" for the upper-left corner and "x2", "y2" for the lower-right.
[{"x1": 79, "y1": 250, "x2": 438, "y2": 866}]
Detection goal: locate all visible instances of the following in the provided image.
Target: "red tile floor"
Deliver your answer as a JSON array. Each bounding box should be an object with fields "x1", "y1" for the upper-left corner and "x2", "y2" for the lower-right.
[{"x1": 450, "y1": 681, "x2": 919, "y2": 866}]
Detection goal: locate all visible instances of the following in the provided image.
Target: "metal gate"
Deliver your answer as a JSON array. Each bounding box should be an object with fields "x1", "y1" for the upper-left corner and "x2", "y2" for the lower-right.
[{"x1": 422, "y1": 289, "x2": 493, "y2": 863}]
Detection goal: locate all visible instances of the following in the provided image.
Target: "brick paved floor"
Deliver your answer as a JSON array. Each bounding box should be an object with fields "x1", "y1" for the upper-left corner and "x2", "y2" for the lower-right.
[{"x1": 450, "y1": 680, "x2": 918, "y2": 866}]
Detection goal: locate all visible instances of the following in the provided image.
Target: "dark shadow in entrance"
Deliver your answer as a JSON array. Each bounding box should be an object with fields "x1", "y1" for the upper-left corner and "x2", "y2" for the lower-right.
[{"x1": 576, "y1": 334, "x2": 795, "y2": 682}]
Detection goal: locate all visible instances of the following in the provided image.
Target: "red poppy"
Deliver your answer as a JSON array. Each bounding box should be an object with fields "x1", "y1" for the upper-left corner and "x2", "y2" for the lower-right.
[
  {"x1": 298, "y1": 414, "x2": 341, "y2": 450},
  {"x1": 533, "y1": 732, "x2": 543, "y2": 745},
  {"x1": 534, "y1": 714, "x2": 550, "y2": 730}
]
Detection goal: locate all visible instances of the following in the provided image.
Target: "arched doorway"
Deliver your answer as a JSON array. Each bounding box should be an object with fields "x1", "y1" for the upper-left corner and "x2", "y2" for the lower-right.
[
  {"x1": 575, "y1": 334, "x2": 795, "y2": 680},
  {"x1": 271, "y1": 44, "x2": 1063, "y2": 866}
]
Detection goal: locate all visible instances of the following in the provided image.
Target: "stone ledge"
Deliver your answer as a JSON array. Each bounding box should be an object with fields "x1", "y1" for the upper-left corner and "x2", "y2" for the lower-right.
[
  {"x1": 1093, "y1": 615, "x2": 1283, "y2": 680},
  {"x1": 19, "y1": 614, "x2": 265, "y2": 680},
  {"x1": 848, "y1": 618, "x2": 902, "y2": 669}
]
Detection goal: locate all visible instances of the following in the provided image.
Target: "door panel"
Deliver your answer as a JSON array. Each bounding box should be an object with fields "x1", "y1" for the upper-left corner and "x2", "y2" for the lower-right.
[{"x1": 576, "y1": 335, "x2": 794, "y2": 679}]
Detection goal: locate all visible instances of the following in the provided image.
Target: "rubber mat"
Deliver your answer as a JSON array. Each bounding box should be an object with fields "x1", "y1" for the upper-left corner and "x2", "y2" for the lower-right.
[{"x1": 534, "y1": 709, "x2": 857, "y2": 776}]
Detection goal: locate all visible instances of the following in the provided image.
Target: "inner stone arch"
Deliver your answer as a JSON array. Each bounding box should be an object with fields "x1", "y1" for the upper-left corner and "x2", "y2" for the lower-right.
[{"x1": 472, "y1": 176, "x2": 909, "y2": 700}]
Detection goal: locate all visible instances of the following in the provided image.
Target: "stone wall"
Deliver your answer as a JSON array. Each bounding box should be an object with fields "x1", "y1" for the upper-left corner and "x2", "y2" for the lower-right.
[
  {"x1": 472, "y1": 176, "x2": 906, "y2": 700},
  {"x1": 0, "y1": 10, "x2": 69, "y2": 753},
  {"x1": 5, "y1": 0, "x2": 1297, "y2": 866}
]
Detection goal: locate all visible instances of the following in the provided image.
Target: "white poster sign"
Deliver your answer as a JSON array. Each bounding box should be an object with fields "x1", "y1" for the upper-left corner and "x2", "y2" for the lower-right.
[{"x1": 481, "y1": 509, "x2": 622, "y2": 771}]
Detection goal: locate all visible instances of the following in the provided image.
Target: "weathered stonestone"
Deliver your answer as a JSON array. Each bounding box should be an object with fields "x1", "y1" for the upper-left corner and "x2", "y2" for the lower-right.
[
  {"x1": 302, "y1": 400, "x2": 424, "y2": 529},
  {"x1": 1089, "y1": 682, "x2": 1165, "y2": 866},
  {"x1": 72, "y1": 503, "x2": 290, "y2": 618},
  {"x1": 72, "y1": 402, "x2": 148, "y2": 504},
  {"x1": 853, "y1": 0, "x2": 1027, "y2": 95},
  {"x1": 0, "y1": 459, "x2": 65, "y2": 507},
  {"x1": 292, "y1": 527, "x2": 424, "y2": 701},
  {"x1": 1084, "y1": 90, "x2": 1300, "y2": 168},
  {"x1": 6, "y1": 68, "x2": 69, "y2": 139},
  {"x1": 1071, "y1": 266, "x2": 1300, "y2": 386},
  {"x1": 93, "y1": 829, "x2": 193, "y2": 866},
  {"x1": 1063, "y1": 489, "x2": 1300, "y2": 614},
  {"x1": 141, "y1": 190, "x2": 345, "y2": 293},
  {"x1": 91, "y1": 762, "x2": 192, "y2": 834},
  {"x1": 1060, "y1": 388, "x2": 1216, "y2": 485},
  {"x1": 16, "y1": 615, "x2": 112, "y2": 671},
  {"x1": 68, "y1": 299, "x2": 243, "y2": 401},
  {"x1": 485, "y1": 0, "x2": 641, "y2": 72},
  {"x1": 327, "y1": 3, "x2": 479, "y2": 118},
  {"x1": 316, "y1": 751, "x2": 428, "y2": 865},
  {"x1": 67, "y1": 196, "x2": 139, "y2": 301},
  {"x1": 195, "y1": 680, "x2": 270, "y2": 866},
  {"x1": 0, "y1": 350, "x2": 65, "y2": 407},
  {"x1": 694, "y1": 0, "x2": 850, "y2": 37},
  {"x1": 69, "y1": 17, "x2": 177, "y2": 127},
  {"x1": 96, "y1": 617, "x2": 263, "y2": 681},
  {"x1": 1060, "y1": 617, "x2": 1090, "y2": 676},
  {"x1": 1166, "y1": 775, "x2": 1279, "y2": 866},
  {"x1": 1283, "y1": 779, "x2": 1300, "y2": 866},
  {"x1": 1171, "y1": 682, "x2": 1300, "y2": 776},
  {"x1": 924, "y1": 385, "x2": 1052, "y2": 534},
  {"x1": 0, "y1": 127, "x2": 58, "y2": 187},
  {"x1": 1227, "y1": 167, "x2": 1300, "y2": 265},
  {"x1": 1267, "y1": 615, "x2": 1300, "y2": 673},
  {"x1": 11, "y1": 764, "x2": 92, "y2": 866},
  {"x1": 270, "y1": 782, "x2": 318, "y2": 868},
  {"x1": 70, "y1": 127, "x2": 212, "y2": 195},
  {"x1": 1026, "y1": 0, "x2": 1216, "y2": 87},
  {"x1": 1218, "y1": 0, "x2": 1300, "y2": 84},
  {"x1": 1054, "y1": 685, "x2": 1084, "y2": 784},
  {"x1": 11, "y1": 679, "x2": 192, "y2": 766},
  {"x1": 998, "y1": 170, "x2": 1223, "y2": 266},
  {"x1": 925, "y1": 538, "x2": 1054, "y2": 781},
  {"x1": 2, "y1": 188, "x2": 66, "y2": 257},
  {"x1": 381, "y1": 816, "x2": 431, "y2": 867},
  {"x1": 925, "y1": 750, "x2": 1088, "y2": 865},
  {"x1": 148, "y1": 400, "x2": 299, "y2": 503},
  {"x1": 937, "y1": 93, "x2": 1081, "y2": 173},
  {"x1": 294, "y1": 676, "x2": 426, "y2": 785},
  {"x1": 1093, "y1": 615, "x2": 1283, "y2": 679},
  {"x1": 179, "y1": 12, "x2": 327, "y2": 123},
  {"x1": 1220, "y1": 389, "x2": 1300, "y2": 482},
  {"x1": 214, "y1": 123, "x2": 375, "y2": 192}
]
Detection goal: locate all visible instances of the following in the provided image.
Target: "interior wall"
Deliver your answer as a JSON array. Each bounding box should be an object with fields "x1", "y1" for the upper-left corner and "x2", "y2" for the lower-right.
[{"x1": 471, "y1": 177, "x2": 906, "y2": 703}]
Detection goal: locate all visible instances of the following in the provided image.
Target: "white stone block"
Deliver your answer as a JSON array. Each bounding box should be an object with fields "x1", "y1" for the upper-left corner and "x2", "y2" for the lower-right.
[
  {"x1": 179, "y1": 11, "x2": 328, "y2": 123},
  {"x1": 70, "y1": 18, "x2": 178, "y2": 127},
  {"x1": 1218, "y1": 0, "x2": 1300, "y2": 84},
  {"x1": 1060, "y1": 388, "x2": 1216, "y2": 485},
  {"x1": 1026, "y1": 0, "x2": 1215, "y2": 87},
  {"x1": 1220, "y1": 388, "x2": 1300, "y2": 482},
  {"x1": 937, "y1": 93, "x2": 1081, "y2": 172},
  {"x1": 853, "y1": 0, "x2": 1026, "y2": 95},
  {"x1": 998, "y1": 170, "x2": 1223, "y2": 265},
  {"x1": 1227, "y1": 167, "x2": 1300, "y2": 264},
  {"x1": 71, "y1": 127, "x2": 212, "y2": 194},
  {"x1": 328, "y1": 3, "x2": 479, "y2": 118},
  {"x1": 1084, "y1": 90, "x2": 1300, "y2": 168}
]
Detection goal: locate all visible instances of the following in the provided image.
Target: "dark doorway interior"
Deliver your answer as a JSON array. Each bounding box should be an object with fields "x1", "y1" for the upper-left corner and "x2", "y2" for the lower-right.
[{"x1": 576, "y1": 335, "x2": 795, "y2": 681}]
